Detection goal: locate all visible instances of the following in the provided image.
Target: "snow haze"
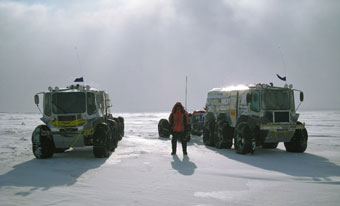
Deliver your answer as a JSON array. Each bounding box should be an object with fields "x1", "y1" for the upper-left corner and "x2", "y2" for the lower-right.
[{"x1": 0, "y1": 0, "x2": 340, "y2": 112}]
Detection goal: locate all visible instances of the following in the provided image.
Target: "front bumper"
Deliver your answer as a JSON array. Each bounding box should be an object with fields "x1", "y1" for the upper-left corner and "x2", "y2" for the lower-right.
[
  {"x1": 260, "y1": 123, "x2": 305, "y2": 131},
  {"x1": 260, "y1": 123, "x2": 305, "y2": 143},
  {"x1": 41, "y1": 127, "x2": 94, "y2": 148}
]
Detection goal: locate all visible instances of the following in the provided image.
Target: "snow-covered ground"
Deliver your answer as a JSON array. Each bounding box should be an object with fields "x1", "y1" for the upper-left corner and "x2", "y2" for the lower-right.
[{"x1": 1, "y1": 111, "x2": 340, "y2": 206}]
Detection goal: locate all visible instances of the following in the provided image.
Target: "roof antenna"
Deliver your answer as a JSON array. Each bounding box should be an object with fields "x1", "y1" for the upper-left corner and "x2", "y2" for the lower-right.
[{"x1": 277, "y1": 45, "x2": 288, "y2": 84}]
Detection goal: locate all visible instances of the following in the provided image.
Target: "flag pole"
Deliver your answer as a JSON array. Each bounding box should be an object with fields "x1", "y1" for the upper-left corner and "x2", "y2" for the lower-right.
[
  {"x1": 75, "y1": 46, "x2": 84, "y2": 82},
  {"x1": 185, "y1": 76, "x2": 188, "y2": 111},
  {"x1": 278, "y1": 45, "x2": 287, "y2": 85}
]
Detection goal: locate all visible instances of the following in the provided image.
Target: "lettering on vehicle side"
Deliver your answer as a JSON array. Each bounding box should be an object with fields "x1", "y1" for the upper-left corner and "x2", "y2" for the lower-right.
[{"x1": 239, "y1": 106, "x2": 247, "y2": 111}]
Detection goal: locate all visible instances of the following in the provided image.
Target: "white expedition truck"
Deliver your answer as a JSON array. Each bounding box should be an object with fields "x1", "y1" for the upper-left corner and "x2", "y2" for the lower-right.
[
  {"x1": 203, "y1": 83, "x2": 307, "y2": 154},
  {"x1": 32, "y1": 84, "x2": 124, "y2": 158}
]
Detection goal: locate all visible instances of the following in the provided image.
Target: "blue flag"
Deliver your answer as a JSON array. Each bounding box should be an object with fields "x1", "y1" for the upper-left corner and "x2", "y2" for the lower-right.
[
  {"x1": 74, "y1": 77, "x2": 84, "y2": 82},
  {"x1": 276, "y1": 74, "x2": 286, "y2": 81}
]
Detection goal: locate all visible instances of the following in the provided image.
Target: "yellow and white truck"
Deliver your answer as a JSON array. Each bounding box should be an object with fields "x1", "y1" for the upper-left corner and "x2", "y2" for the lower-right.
[
  {"x1": 32, "y1": 84, "x2": 124, "y2": 158},
  {"x1": 203, "y1": 83, "x2": 307, "y2": 154}
]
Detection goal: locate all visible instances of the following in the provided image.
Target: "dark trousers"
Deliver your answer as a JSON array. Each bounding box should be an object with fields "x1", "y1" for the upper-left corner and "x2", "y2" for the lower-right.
[{"x1": 171, "y1": 132, "x2": 187, "y2": 154}]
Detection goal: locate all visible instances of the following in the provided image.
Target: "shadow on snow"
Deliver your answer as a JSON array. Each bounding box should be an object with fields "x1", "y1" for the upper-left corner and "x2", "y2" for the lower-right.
[
  {"x1": 162, "y1": 135, "x2": 198, "y2": 176},
  {"x1": 203, "y1": 144, "x2": 340, "y2": 184},
  {"x1": 0, "y1": 147, "x2": 107, "y2": 196},
  {"x1": 171, "y1": 155, "x2": 197, "y2": 176},
  {"x1": 156, "y1": 134, "x2": 340, "y2": 183}
]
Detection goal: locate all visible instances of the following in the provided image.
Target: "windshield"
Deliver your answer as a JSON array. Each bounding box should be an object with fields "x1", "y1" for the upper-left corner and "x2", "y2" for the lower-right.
[
  {"x1": 52, "y1": 92, "x2": 86, "y2": 114},
  {"x1": 193, "y1": 114, "x2": 205, "y2": 122},
  {"x1": 262, "y1": 90, "x2": 290, "y2": 110}
]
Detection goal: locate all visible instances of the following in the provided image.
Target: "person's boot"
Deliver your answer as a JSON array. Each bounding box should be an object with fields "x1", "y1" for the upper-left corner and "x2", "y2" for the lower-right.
[
  {"x1": 171, "y1": 144, "x2": 176, "y2": 155},
  {"x1": 171, "y1": 146, "x2": 176, "y2": 155},
  {"x1": 171, "y1": 137, "x2": 177, "y2": 155},
  {"x1": 182, "y1": 141, "x2": 187, "y2": 155}
]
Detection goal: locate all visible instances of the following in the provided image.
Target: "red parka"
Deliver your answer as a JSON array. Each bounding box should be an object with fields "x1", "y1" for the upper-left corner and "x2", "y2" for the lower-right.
[{"x1": 169, "y1": 102, "x2": 190, "y2": 133}]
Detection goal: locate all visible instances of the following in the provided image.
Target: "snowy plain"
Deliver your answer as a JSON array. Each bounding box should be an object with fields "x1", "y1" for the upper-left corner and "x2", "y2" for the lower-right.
[{"x1": 0, "y1": 111, "x2": 340, "y2": 206}]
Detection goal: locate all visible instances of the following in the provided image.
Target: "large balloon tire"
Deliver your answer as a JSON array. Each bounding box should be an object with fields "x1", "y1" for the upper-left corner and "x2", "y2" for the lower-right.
[
  {"x1": 203, "y1": 127, "x2": 210, "y2": 145},
  {"x1": 107, "y1": 119, "x2": 119, "y2": 152},
  {"x1": 118, "y1": 116, "x2": 125, "y2": 138},
  {"x1": 93, "y1": 124, "x2": 111, "y2": 158},
  {"x1": 284, "y1": 123, "x2": 308, "y2": 153},
  {"x1": 32, "y1": 125, "x2": 55, "y2": 159},
  {"x1": 158, "y1": 119, "x2": 171, "y2": 138},
  {"x1": 214, "y1": 121, "x2": 227, "y2": 149},
  {"x1": 234, "y1": 123, "x2": 253, "y2": 155},
  {"x1": 203, "y1": 112, "x2": 216, "y2": 147}
]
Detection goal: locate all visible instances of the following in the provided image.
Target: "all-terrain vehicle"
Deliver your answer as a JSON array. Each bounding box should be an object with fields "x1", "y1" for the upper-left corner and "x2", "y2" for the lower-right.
[
  {"x1": 190, "y1": 110, "x2": 206, "y2": 136},
  {"x1": 32, "y1": 84, "x2": 124, "y2": 158},
  {"x1": 203, "y1": 83, "x2": 308, "y2": 154}
]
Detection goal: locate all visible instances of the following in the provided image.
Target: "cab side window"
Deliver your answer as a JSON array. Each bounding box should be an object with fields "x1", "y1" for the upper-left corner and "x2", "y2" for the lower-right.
[
  {"x1": 250, "y1": 91, "x2": 260, "y2": 112},
  {"x1": 44, "y1": 93, "x2": 51, "y2": 116},
  {"x1": 96, "y1": 93, "x2": 104, "y2": 114},
  {"x1": 290, "y1": 90, "x2": 295, "y2": 111},
  {"x1": 87, "y1": 93, "x2": 96, "y2": 115}
]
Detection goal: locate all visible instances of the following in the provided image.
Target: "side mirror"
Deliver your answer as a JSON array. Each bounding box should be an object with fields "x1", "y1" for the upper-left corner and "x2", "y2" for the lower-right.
[
  {"x1": 300, "y1": 92, "x2": 304, "y2": 102},
  {"x1": 246, "y1": 93, "x2": 252, "y2": 104},
  {"x1": 34, "y1": 95, "x2": 39, "y2": 105}
]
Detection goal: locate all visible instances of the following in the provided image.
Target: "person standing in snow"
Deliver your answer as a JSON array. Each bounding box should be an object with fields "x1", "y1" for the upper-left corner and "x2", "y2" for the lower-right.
[{"x1": 169, "y1": 102, "x2": 190, "y2": 155}]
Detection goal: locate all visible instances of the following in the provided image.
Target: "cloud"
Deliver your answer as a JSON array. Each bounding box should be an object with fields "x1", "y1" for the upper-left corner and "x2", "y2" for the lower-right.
[{"x1": 0, "y1": 0, "x2": 339, "y2": 112}]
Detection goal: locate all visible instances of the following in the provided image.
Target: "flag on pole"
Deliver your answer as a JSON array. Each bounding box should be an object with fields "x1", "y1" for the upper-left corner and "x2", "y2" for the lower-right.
[
  {"x1": 276, "y1": 74, "x2": 286, "y2": 81},
  {"x1": 74, "y1": 77, "x2": 84, "y2": 82}
]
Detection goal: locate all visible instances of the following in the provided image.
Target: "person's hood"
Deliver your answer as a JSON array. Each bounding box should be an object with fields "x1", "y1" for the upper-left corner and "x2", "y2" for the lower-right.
[{"x1": 171, "y1": 102, "x2": 185, "y2": 113}]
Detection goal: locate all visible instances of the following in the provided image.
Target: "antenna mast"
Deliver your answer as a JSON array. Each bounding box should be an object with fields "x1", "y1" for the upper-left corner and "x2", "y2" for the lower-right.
[
  {"x1": 185, "y1": 76, "x2": 188, "y2": 111},
  {"x1": 278, "y1": 45, "x2": 287, "y2": 83}
]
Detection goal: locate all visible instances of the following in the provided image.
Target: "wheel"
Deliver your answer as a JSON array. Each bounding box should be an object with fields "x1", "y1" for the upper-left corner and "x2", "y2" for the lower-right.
[
  {"x1": 93, "y1": 123, "x2": 112, "y2": 158},
  {"x1": 214, "y1": 121, "x2": 227, "y2": 149},
  {"x1": 214, "y1": 113, "x2": 233, "y2": 149},
  {"x1": 113, "y1": 117, "x2": 124, "y2": 140},
  {"x1": 183, "y1": 129, "x2": 191, "y2": 142},
  {"x1": 32, "y1": 125, "x2": 55, "y2": 159},
  {"x1": 234, "y1": 123, "x2": 254, "y2": 154},
  {"x1": 214, "y1": 120, "x2": 234, "y2": 149},
  {"x1": 203, "y1": 113, "x2": 216, "y2": 146},
  {"x1": 284, "y1": 123, "x2": 308, "y2": 153},
  {"x1": 262, "y1": 142, "x2": 278, "y2": 149},
  {"x1": 224, "y1": 124, "x2": 234, "y2": 149},
  {"x1": 118, "y1": 116, "x2": 124, "y2": 138},
  {"x1": 203, "y1": 127, "x2": 210, "y2": 145},
  {"x1": 191, "y1": 121, "x2": 203, "y2": 137},
  {"x1": 158, "y1": 119, "x2": 170, "y2": 138},
  {"x1": 107, "y1": 119, "x2": 119, "y2": 151},
  {"x1": 216, "y1": 113, "x2": 227, "y2": 122},
  {"x1": 55, "y1": 148, "x2": 67, "y2": 153}
]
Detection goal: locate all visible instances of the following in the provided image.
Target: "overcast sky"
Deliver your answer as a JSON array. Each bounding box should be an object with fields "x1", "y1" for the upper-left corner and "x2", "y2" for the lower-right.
[{"x1": 0, "y1": 0, "x2": 339, "y2": 113}]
